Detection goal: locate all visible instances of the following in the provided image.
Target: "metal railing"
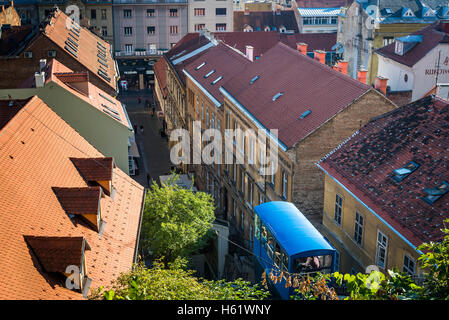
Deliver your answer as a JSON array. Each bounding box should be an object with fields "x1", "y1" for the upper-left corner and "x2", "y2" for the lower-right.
[
  {"x1": 115, "y1": 49, "x2": 168, "y2": 57},
  {"x1": 113, "y1": 0, "x2": 187, "y2": 4}
]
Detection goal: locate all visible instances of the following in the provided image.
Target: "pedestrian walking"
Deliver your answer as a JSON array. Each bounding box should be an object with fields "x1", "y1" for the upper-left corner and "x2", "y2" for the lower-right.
[
  {"x1": 146, "y1": 173, "x2": 151, "y2": 186},
  {"x1": 133, "y1": 124, "x2": 137, "y2": 133},
  {"x1": 139, "y1": 125, "x2": 144, "y2": 134},
  {"x1": 138, "y1": 96, "x2": 142, "y2": 104},
  {"x1": 151, "y1": 106, "x2": 155, "y2": 117}
]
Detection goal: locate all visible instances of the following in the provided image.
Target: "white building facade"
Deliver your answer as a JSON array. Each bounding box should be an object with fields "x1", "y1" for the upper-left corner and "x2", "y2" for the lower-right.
[{"x1": 377, "y1": 37, "x2": 449, "y2": 102}]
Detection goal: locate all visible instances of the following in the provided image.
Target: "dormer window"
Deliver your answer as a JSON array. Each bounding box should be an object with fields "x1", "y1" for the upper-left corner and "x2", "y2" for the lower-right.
[
  {"x1": 394, "y1": 35, "x2": 422, "y2": 56},
  {"x1": 391, "y1": 161, "x2": 419, "y2": 183},
  {"x1": 70, "y1": 157, "x2": 114, "y2": 196},
  {"x1": 52, "y1": 186, "x2": 105, "y2": 233},
  {"x1": 402, "y1": 8, "x2": 415, "y2": 18},
  {"x1": 423, "y1": 8, "x2": 435, "y2": 17},
  {"x1": 395, "y1": 40, "x2": 404, "y2": 55},
  {"x1": 422, "y1": 181, "x2": 449, "y2": 205},
  {"x1": 23, "y1": 236, "x2": 92, "y2": 296}
]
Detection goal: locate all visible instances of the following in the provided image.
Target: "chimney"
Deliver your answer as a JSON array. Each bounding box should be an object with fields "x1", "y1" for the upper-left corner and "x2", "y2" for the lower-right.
[
  {"x1": 314, "y1": 50, "x2": 326, "y2": 64},
  {"x1": 375, "y1": 76, "x2": 388, "y2": 95},
  {"x1": 333, "y1": 60, "x2": 348, "y2": 75},
  {"x1": 246, "y1": 45, "x2": 254, "y2": 62},
  {"x1": 39, "y1": 59, "x2": 47, "y2": 72},
  {"x1": 35, "y1": 71, "x2": 45, "y2": 87},
  {"x1": 357, "y1": 68, "x2": 368, "y2": 84},
  {"x1": 296, "y1": 42, "x2": 308, "y2": 55},
  {"x1": 441, "y1": 21, "x2": 449, "y2": 34}
]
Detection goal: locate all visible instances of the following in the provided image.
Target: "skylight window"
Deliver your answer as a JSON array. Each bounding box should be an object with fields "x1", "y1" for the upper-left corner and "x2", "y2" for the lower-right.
[
  {"x1": 64, "y1": 45, "x2": 77, "y2": 58},
  {"x1": 422, "y1": 181, "x2": 449, "y2": 205},
  {"x1": 99, "y1": 93, "x2": 116, "y2": 105},
  {"x1": 250, "y1": 76, "x2": 259, "y2": 84},
  {"x1": 102, "y1": 104, "x2": 119, "y2": 115},
  {"x1": 211, "y1": 76, "x2": 223, "y2": 85},
  {"x1": 103, "y1": 108, "x2": 122, "y2": 122},
  {"x1": 391, "y1": 161, "x2": 419, "y2": 183},
  {"x1": 204, "y1": 70, "x2": 215, "y2": 78},
  {"x1": 272, "y1": 92, "x2": 283, "y2": 101},
  {"x1": 299, "y1": 110, "x2": 312, "y2": 119},
  {"x1": 195, "y1": 62, "x2": 206, "y2": 70}
]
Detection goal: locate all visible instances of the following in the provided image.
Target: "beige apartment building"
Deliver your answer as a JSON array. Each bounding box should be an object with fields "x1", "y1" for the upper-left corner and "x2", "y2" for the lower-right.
[{"x1": 188, "y1": 0, "x2": 233, "y2": 32}]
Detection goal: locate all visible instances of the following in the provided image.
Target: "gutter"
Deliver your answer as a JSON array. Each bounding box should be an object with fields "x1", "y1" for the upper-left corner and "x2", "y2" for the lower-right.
[
  {"x1": 316, "y1": 162, "x2": 422, "y2": 255},
  {"x1": 183, "y1": 69, "x2": 221, "y2": 107},
  {"x1": 133, "y1": 189, "x2": 146, "y2": 263}
]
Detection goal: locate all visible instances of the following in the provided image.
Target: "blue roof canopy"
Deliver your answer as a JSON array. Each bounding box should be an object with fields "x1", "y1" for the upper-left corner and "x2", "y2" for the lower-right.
[
  {"x1": 254, "y1": 201, "x2": 334, "y2": 257},
  {"x1": 397, "y1": 35, "x2": 423, "y2": 43}
]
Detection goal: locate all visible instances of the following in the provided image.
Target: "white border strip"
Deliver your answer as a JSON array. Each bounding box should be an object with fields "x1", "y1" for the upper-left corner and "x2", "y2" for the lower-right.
[
  {"x1": 183, "y1": 69, "x2": 222, "y2": 108},
  {"x1": 172, "y1": 42, "x2": 216, "y2": 65}
]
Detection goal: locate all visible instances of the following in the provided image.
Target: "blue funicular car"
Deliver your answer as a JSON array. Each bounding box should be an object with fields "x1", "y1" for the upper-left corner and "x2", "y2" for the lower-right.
[{"x1": 253, "y1": 201, "x2": 336, "y2": 299}]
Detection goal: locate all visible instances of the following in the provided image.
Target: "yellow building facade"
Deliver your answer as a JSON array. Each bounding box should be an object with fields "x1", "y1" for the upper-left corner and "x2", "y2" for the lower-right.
[{"x1": 319, "y1": 173, "x2": 421, "y2": 275}]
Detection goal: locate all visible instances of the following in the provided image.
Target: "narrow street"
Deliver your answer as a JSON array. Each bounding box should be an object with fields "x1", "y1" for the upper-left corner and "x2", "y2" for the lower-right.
[{"x1": 118, "y1": 89, "x2": 172, "y2": 188}]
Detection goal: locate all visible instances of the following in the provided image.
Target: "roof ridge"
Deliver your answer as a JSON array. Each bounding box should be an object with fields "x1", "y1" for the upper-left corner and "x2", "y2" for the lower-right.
[{"x1": 276, "y1": 42, "x2": 371, "y2": 90}]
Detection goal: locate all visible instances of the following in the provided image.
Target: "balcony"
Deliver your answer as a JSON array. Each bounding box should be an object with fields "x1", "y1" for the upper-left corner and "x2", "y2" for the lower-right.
[
  {"x1": 113, "y1": 0, "x2": 187, "y2": 4},
  {"x1": 115, "y1": 49, "x2": 168, "y2": 58}
]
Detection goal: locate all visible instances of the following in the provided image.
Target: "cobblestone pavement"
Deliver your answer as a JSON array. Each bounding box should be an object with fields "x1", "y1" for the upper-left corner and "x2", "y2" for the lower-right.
[{"x1": 118, "y1": 89, "x2": 172, "y2": 188}]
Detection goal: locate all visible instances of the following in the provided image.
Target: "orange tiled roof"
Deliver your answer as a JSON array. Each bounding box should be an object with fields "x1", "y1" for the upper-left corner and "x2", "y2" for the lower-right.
[
  {"x1": 52, "y1": 187, "x2": 102, "y2": 215},
  {"x1": 43, "y1": 9, "x2": 117, "y2": 91},
  {"x1": 23, "y1": 236, "x2": 88, "y2": 273},
  {"x1": 0, "y1": 96, "x2": 144, "y2": 300},
  {"x1": 70, "y1": 157, "x2": 114, "y2": 181},
  {"x1": 20, "y1": 59, "x2": 130, "y2": 129}
]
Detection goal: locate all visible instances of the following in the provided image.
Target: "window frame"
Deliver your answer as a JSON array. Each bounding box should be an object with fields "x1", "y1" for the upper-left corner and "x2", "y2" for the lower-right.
[
  {"x1": 376, "y1": 230, "x2": 388, "y2": 269},
  {"x1": 334, "y1": 194, "x2": 343, "y2": 225},
  {"x1": 353, "y1": 211, "x2": 364, "y2": 246}
]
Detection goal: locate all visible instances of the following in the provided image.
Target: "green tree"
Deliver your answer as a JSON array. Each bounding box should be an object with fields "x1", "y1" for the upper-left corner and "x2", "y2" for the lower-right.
[
  {"x1": 417, "y1": 219, "x2": 449, "y2": 299},
  {"x1": 140, "y1": 174, "x2": 215, "y2": 262},
  {"x1": 90, "y1": 259, "x2": 269, "y2": 300}
]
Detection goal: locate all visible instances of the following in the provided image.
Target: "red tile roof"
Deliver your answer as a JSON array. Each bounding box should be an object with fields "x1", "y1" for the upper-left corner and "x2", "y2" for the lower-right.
[
  {"x1": 279, "y1": 32, "x2": 338, "y2": 52},
  {"x1": 153, "y1": 58, "x2": 167, "y2": 98},
  {"x1": 165, "y1": 34, "x2": 212, "y2": 86},
  {"x1": 319, "y1": 95, "x2": 449, "y2": 247},
  {"x1": 0, "y1": 96, "x2": 144, "y2": 299},
  {"x1": 52, "y1": 187, "x2": 102, "y2": 215},
  {"x1": 221, "y1": 42, "x2": 371, "y2": 148},
  {"x1": 23, "y1": 236, "x2": 88, "y2": 273},
  {"x1": 214, "y1": 31, "x2": 281, "y2": 58},
  {"x1": 184, "y1": 42, "x2": 251, "y2": 104},
  {"x1": 70, "y1": 157, "x2": 114, "y2": 181},
  {"x1": 164, "y1": 32, "x2": 338, "y2": 88},
  {"x1": 376, "y1": 21, "x2": 449, "y2": 67},
  {"x1": 233, "y1": 10, "x2": 299, "y2": 33}
]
